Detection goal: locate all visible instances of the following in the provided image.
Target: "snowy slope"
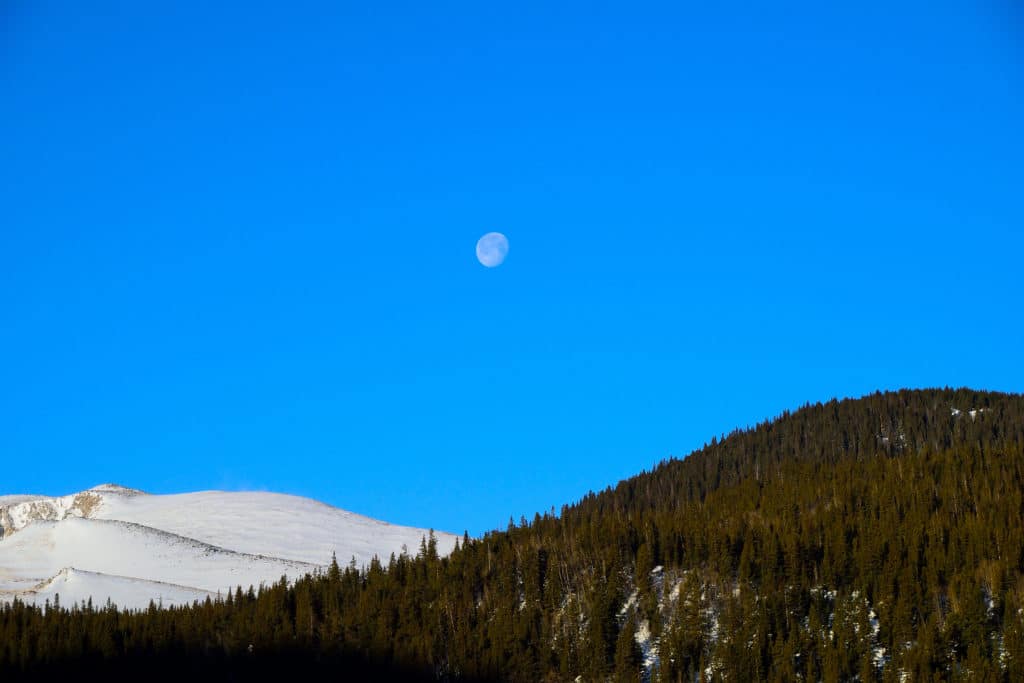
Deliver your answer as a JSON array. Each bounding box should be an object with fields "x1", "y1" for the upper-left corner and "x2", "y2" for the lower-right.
[
  {"x1": 0, "y1": 485, "x2": 459, "y2": 610},
  {"x1": 22, "y1": 568, "x2": 216, "y2": 610},
  {"x1": 0, "y1": 495, "x2": 40, "y2": 507},
  {"x1": 95, "y1": 489, "x2": 457, "y2": 566},
  {"x1": 0, "y1": 517, "x2": 317, "y2": 594}
]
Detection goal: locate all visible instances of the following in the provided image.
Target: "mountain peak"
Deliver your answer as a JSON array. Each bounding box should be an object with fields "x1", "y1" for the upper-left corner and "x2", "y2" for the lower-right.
[{"x1": 87, "y1": 483, "x2": 147, "y2": 496}]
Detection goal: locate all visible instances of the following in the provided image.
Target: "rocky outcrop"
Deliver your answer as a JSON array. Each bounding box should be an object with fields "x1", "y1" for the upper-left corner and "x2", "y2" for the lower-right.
[{"x1": 0, "y1": 485, "x2": 142, "y2": 538}]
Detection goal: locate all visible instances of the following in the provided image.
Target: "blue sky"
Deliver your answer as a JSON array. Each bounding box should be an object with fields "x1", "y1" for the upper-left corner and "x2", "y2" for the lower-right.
[{"x1": 2, "y1": 1, "x2": 1022, "y2": 536}]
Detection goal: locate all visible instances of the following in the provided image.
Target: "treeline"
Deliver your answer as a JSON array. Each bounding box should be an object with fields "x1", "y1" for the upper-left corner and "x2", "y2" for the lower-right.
[{"x1": 3, "y1": 388, "x2": 1024, "y2": 681}]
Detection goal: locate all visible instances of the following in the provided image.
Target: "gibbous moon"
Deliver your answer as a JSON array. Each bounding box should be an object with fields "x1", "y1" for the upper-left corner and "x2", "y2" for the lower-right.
[{"x1": 476, "y1": 232, "x2": 509, "y2": 267}]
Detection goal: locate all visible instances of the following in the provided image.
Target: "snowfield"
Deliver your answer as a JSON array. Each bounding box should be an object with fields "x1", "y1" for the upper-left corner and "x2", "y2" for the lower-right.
[
  {"x1": 27, "y1": 568, "x2": 216, "y2": 610},
  {"x1": 0, "y1": 484, "x2": 459, "y2": 610}
]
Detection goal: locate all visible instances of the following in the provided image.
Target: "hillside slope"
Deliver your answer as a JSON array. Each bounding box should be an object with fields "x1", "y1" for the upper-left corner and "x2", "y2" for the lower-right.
[
  {"x1": 0, "y1": 486, "x2": 458, "y2": 610},
  {"x1": 2, "y1": 388, "x2": 1023, "y2": 682}
]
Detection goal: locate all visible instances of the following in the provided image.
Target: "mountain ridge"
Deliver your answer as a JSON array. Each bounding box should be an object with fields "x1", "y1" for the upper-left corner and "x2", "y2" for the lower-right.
[{"x1": 0, "y1": 485, "x2": 459, "y2": 610}]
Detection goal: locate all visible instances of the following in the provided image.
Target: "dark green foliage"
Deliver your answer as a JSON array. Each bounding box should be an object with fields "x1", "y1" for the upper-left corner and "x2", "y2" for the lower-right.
[
  {"x1": 614, "y1": 614, "x2": 643, "y2": 681},
  {"x1": 2, "y1": 388, "x2": 1024, "y2": 681}
]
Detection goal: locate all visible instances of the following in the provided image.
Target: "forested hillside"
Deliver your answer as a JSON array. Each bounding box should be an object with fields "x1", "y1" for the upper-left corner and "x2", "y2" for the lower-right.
[{"x1": 3, "y1": 388, "x2": 1024, "y2": 682}]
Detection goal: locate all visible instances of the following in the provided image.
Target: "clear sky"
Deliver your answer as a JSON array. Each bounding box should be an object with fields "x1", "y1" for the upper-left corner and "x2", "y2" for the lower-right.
[{"x1": 2, "y1": 1, "x2": 1022, "y2": 536}]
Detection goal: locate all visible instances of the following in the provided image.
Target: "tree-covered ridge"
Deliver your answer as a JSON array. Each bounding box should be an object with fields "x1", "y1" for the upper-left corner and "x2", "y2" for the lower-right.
[{"x1": 3, "y1": 388, "x2": 1024, "y2": 681}]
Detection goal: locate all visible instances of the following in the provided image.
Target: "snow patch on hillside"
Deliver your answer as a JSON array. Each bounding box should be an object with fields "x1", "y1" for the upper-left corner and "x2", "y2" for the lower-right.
[{"x1": 951, "y1": 407, "x2": 987, "y2": 421}]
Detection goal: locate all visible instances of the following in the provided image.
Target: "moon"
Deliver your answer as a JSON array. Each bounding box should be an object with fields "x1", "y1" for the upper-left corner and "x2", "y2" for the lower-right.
[{"x1": 476, "y1": 232, "x2": 509, "y2": 267}]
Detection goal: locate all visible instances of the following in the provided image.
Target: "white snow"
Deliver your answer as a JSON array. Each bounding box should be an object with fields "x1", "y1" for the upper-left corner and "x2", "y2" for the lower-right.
[
  {"x1": 94, "y1": 489, "x2": 457, "y2": 567},
  {"x1": 0, "y1": 495, "x2": 40, "y2": 507},
  {"x1": 634, "y1": 618, "x2": 659, "y2": 672},
  {"x1": 952, "y1": 407, "x2": 987, "y2": 421},
  {"x1": 619, "y1": 590, "x2": 638, "y2": 617},
  {"x1": 24, "y1": 568, "x2": 215, "y2": 610},
  {"x1": 0, "y1": 517, "x2": 316, "y2": 596},
  {"x1": 0, "y1": 485, "x2": 459, "y2": 610}
]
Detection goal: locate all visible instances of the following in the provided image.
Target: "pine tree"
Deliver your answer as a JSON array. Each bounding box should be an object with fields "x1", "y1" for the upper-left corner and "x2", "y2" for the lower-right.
[{"x1": 614, "y1": 614, "x2": 643, "y2": 682}]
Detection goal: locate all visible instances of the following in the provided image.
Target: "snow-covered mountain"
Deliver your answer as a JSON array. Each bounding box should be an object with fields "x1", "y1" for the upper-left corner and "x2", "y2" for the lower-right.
[{"x1": 0, "y1": 484, "x2": 459, "y2": 610}]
